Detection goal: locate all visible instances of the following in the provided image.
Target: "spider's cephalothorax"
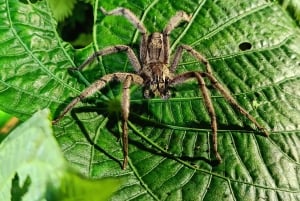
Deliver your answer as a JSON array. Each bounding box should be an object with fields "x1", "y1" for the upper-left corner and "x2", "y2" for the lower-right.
[{"x1": 53, "y1": 7, "x2": 269, "y2": 169}]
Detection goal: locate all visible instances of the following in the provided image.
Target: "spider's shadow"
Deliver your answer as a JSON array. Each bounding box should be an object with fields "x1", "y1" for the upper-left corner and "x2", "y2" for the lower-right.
[
  {"x1": 128, "y1": 108, "x2": 220, "y2": 166},
  {"x1": 127, "y1": 111, "x2": 215, "y2": 166},
  {"x1": 61, "y1": 97, "x2": 217, "y2": 169},
  {"x1": 54, "y1": 79, "x2": 265, "y2": 170},
  {"x1": 151, "y1": 84, "x2": 267, "y2": 136},
  {"x1": 68, "y1": 105, "x2": 123, "y2": 168}
]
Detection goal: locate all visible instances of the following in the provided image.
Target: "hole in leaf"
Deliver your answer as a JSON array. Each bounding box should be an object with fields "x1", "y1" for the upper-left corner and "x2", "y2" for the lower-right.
[
  {"x1": 239, "y1": 42, "x2": 252, "y2": 51},
  {"x1": 57, "y1": 2, "x2": 93, "y2": 48}
]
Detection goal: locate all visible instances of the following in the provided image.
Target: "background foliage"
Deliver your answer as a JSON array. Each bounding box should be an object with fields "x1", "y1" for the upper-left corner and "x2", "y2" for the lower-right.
[{"x1": 0, "y1": 0, "x2": 300, "y2": 200}]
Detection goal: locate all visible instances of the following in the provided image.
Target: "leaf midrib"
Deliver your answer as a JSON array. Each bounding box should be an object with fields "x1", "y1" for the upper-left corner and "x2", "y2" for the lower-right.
[{"x1": 5, "y1": 0, "x2": 80, "y2": 96}]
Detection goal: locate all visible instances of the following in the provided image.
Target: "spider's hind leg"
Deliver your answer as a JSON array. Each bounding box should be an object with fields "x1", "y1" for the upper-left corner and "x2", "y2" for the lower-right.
[
  {"x1": 170, "y1": 45, "x2": 268, "y2": 136},
  {"x1": 170, "y1": 45, "x2": 213, "y2": 74},
  {"x1": 73, "y1": 45, "x2": 142, "y2": 73},
  {"x1": 171, "y1": 72, "x2": 222, "y2": 163},
  {"x1": 53, "y1": 73, "x2": 144, "y2": 170},
  {"x1": 121, "y1": 75, "x2": 133, "y2": 169},
  {"x1": 202, "y1": 72, "x2": 269, "y2": 137}
]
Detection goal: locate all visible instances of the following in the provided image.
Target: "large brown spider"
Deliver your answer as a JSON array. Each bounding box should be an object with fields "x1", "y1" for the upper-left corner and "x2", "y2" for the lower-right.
[{"x1": 53, "y1": 7, "x2": 269, "y2": 169}]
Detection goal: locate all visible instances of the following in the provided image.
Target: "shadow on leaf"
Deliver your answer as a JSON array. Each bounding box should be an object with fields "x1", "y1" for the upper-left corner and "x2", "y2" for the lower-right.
[{"x1": 11, "y1": 173, "x2": 31, "y2": 201}]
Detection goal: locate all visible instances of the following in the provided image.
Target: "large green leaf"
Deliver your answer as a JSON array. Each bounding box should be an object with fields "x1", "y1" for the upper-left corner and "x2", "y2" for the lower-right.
[
  {"x1": 0, "y1": 0, "x2": 300, "y2": 200},
  {"x1": 277, "y1": 0, "x2": 300, "y2": 26},
  {"x1": 0, "y1": 109, "x2": 65, "y2": 201},
  {"x1": 0, "y1": 109, "x2": 120, "y2": 201}
]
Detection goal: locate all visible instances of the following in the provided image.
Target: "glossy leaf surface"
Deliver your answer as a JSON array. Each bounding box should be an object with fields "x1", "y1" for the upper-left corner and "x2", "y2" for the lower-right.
[{"x1": 0, "y1": 0, "x2": 300, "y2": 200}]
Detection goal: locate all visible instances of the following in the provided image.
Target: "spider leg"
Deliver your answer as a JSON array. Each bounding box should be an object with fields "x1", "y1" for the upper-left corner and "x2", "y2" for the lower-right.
[
  {"x1": 53, "y1": 73, "x2": 143, "y2": 169},
  {"x1": 74, "y1": 45, "x2": 141, "y2": 73},
  {"x1": 171, "y1": 72, "x2": 222, "y2": 163},
  {"x1": 163, "y1": 11, "x2": 191, "y2": 35},
  {"x1": 163, "y1": 12, "x2": 191, "y2": 64},
  {"x1": 100, "y1": 7, "x2": 147, "y2": 35},
  {"x1": 100, "y1": 7, "x2": 148, "y2": 64},
  {"x1": 170, "y1": 46, "x2": 268, "y2": 136},
  {"x1": 171, "y1": 72, "x2": 269, "y2": 136},
  {"x1": 202, "y1": 72, "x2": 269, "y2": 136},
  {"x1": 170, "y1": 45, "x2": 213, "y2": 74},
  {"x1": 52, "y1": 73, "x2": 143, "y2": 124},
  {"x1": 121, "y1": 75, "x2": 132, "y2": 169}
]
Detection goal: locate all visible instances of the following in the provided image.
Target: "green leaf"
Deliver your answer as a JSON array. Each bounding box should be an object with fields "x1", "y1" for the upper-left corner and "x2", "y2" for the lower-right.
[
  {"x1": 0, "y1": 0, "x2": 300, "y2": 201},
  {"x1": 277, "y1": 0, "x2": 300, "y2": 26},
  {"x1": 0, "y1": 110, "x2": 17, "y2": 140},
  {"x1": 0, "y1": 109, "x2": 63, "y2": 200},
  {"x1": 48, "y1": 0, "x2": 76, "y2": 21},
  {"x1": 49, "y1": 171, "x2": 121, "y2": 201},
  {"x1": 0, "y1": 109, "x2": 120, "y2": 201},
  {"x1": 0, "y1": 110, "x2": 12, "y2": 128}
]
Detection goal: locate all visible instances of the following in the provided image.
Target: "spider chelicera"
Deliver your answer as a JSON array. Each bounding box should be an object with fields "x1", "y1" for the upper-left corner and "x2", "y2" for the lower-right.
[{"x1": 53, "y1": 7, "x2": 269, "y2": 169}]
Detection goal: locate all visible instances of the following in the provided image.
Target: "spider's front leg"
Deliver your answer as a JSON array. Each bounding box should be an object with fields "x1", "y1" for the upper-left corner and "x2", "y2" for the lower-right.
[
  {"x1": 100, "y1": 7, "x2": 147, "y2": 35},
  {"x1": 163, "y1": 11, "x2": 191, "y2": 64},
  {"x1": 100, "y1": 7, "x2": 149, "y2": 63}
]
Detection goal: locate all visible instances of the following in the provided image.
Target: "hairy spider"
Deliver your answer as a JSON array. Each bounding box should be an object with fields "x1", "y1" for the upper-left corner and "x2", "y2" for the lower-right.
[{"x1": 53, "y1": 7, "x2": 269, "y2": 169}]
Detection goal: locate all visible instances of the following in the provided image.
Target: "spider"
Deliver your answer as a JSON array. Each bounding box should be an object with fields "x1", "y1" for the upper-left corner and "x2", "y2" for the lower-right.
[{"x1": 53, "y1": 7, "x2": 269, "y2": 169}]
